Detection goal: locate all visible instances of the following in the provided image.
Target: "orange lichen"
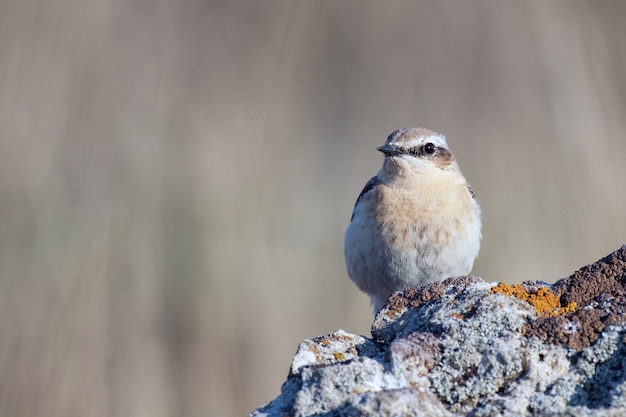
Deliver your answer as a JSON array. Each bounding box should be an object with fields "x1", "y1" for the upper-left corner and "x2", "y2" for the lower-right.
[
  {"x1": 309, "y1": 344, "x2": 321, "y2": 362},
  {"x1": 451, "y1": 312, "x2": 466, "y2": 320},
  {"x1": 491, "y1": 283, "x2": 577, "y2": 316},
  {"x1": 384, "y1": 308, "x2": 402, "y2": 319}
]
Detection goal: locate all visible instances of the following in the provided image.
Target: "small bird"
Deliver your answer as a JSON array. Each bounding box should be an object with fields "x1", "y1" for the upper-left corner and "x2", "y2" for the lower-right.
[{"x1": 344, "y1": 127, "x2": 481, "y2": 312}]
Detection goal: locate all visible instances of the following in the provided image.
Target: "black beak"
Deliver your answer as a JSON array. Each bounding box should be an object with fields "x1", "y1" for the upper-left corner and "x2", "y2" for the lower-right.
[{"x1": 377, "y1": 144, "x2": 403, "y2": 157}]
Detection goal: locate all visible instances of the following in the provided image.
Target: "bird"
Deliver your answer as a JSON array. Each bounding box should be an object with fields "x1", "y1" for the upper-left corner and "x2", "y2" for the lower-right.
[{"x1": 344, "y1": 127, "x2": 481, "y2": 312}]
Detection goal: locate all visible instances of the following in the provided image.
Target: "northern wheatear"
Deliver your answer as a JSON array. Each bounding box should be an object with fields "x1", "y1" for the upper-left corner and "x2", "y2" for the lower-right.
[{"x1": 344, "y1": 127, "x2": 481, "y2": 312}]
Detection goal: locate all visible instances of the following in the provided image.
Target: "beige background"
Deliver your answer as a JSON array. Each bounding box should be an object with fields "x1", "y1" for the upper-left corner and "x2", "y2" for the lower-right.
[{"x1": 1, "y1": 1, "x2": 625, "y2": 416}]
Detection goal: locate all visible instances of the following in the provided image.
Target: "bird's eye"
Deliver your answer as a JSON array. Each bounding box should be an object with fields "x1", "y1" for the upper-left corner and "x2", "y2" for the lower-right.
[{"x1": 423, "y1": 143, "x2": 436, "y2": 155}]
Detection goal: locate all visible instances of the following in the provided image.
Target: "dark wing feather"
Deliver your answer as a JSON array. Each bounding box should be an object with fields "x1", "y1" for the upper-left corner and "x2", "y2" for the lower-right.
[
  {"x1": 350, "y1": 176, "x2": 379, "y2": 221},
  {"x1": 467, "y1": 184, "x2": 476, "y2": 199}
]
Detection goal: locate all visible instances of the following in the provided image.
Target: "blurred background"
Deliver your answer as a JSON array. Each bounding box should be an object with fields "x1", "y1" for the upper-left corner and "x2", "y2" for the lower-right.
[{"x1": 1, "y1": 1, "x2": 625, "y2": 416}]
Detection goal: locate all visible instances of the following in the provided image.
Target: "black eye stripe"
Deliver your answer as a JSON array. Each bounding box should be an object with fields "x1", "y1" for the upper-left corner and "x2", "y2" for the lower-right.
[
  {"x1": 406, "y1": 143, "x2": 437, "y2": 156},
  {"x1": 402, "y1": 142, "x2": 448, "y2": 158}
]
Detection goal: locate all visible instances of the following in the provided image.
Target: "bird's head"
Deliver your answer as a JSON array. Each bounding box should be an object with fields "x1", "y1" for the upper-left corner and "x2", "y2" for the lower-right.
[{"x1": 377, "y1": 127, "x2": 462, "y2": 182}]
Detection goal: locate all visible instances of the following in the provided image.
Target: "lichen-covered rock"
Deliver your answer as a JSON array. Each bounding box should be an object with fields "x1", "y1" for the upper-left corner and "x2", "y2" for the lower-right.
[{"x1": 251, "y1": 246, "x2": 626, "y2": 417}]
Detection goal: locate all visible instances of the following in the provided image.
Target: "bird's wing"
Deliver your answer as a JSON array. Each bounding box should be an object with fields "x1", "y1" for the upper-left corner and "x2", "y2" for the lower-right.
[
  {"x1": 351, "y1": 176, "x2": 379, "y2": 221},
  {"x1": 467, "y1": 184, "x2": 476, "y2": 199}
]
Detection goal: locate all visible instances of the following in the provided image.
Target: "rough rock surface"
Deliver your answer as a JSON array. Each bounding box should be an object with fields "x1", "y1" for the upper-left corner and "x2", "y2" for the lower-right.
[{"x1": 252, "y1": 246, "x2": 626, "y2": 416}]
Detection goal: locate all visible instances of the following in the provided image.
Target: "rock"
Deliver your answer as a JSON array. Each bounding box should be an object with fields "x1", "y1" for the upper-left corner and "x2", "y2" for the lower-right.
[{"x1": 251, "y1": 246, "x2": 626, "y2": 416}]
